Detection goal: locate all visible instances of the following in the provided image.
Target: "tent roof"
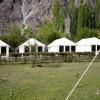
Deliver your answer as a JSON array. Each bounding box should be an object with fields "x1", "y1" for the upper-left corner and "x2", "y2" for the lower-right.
[
  {"x1": 19, "y1": 38, "x2": 45, "y2": 47},
  {"x1": 48, "y1": 38, "x2": 75, "y2": 47},
  {"x1": 76, "y1": 37, "x2": 100, "y2": 46},
  {"x1": 0, "y1": 40, "x2": 9, "y2": 47}
]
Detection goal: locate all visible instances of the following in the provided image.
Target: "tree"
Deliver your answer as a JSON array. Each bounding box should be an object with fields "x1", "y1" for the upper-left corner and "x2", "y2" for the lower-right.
[
  {"x1": 69, "y1": 0, "x2": 100, "y2": 40},
  {"x1": 53, "y1": 0, "x2": 60, "y2": 31},
  {"x1": 35, "y1": 22, "x2": 53, "y2": 44},
  {"x1": 35, "y1": 21, "x2": 70, "y2": 45},
  {"x1": 59, "y1": 6, "x2": 65, "y2": 33},
  {"x1": 0, "y1": 24, "x2": 25, "y2": 48},
  {"x1": 75, "y1": 28, "x2": 99, "y2": 41},
  {"x1": 23, "y1": 26, "x2": 33, "y2": 39}
]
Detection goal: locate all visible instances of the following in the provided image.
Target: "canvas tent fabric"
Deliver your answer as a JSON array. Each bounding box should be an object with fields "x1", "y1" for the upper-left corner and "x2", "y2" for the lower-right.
[
  {"x1": 0, "y1": 40, "x2": 9, "y2": 57},
  {"x1": 48, "y1": 38, "x2": 76, "y2": 52},
  {"x1": 76, "y1": 37, "x2": 100, "y2": 52},
  {"x1": 19, "y1": 38, "x2": 45, "y2": 53}
]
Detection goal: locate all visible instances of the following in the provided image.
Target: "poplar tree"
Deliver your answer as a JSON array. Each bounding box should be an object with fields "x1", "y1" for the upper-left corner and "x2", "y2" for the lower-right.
[
  {"x1": 53, "y1": 0, "x2": 60, "y2": 31},
  {"x1": 59, "y1": 6, "x2": 65, "y2": 33}
]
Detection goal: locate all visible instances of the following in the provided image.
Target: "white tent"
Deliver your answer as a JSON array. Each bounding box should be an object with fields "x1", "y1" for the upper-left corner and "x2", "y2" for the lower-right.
[
  {"x1": 18, "y1": 38, "x2": 45, "y2": 53},
  {"x1": 76, "y1": 37, "x2": 100, "y2": 52},
  {"x1": 0, "y1": 40, "x2": 9, "y2": 57},
  {"x1": 48, "y1": 38, "x2": 76, "y2": 52}
]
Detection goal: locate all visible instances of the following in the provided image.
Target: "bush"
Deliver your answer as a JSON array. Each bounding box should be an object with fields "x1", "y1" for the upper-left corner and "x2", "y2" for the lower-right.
[{"x1": 75, "y1": 28, "x2": 100, "y2": 41}]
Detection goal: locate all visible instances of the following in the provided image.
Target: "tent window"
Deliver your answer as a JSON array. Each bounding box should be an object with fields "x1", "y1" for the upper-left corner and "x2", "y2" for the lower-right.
[
  {"x1": 25, "y1": 46, "x2": 29, "y2": 53},
  {"x1": 38, "y1": 46, "x2": 43, "y2": 52},
  {"x1": 92, "y1": 45, "x2": 96, "y2": 52},
  {"x1": 59, "y1": 46, "x2": 64, "y2": 52},
  {"x1": 65, "y1": 46, "x2": 69, "y2": 52},
  {"x1": 71, "y1": 46, "x2": 75, "y2": 52},
  {"x1": 97, "y1": 45, "x2": 100, "y2": 51},
  {"x1": 1, "y1": 46, "x2": 6, "y2": 54}
]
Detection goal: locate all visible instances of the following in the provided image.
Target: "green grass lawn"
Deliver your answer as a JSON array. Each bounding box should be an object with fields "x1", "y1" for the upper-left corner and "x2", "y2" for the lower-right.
[{"x1": 0, "y1": 62, "x2": 100, "y2": 100}]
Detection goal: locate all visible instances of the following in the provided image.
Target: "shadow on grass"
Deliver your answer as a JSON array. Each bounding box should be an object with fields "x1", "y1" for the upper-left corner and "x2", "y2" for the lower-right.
[{"x1": 35, "y1": 63, "x2": 63, "y2": 68}]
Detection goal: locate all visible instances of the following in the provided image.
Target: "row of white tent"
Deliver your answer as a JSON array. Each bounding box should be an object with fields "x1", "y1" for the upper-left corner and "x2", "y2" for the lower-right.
[
  {"x1": 48, "y1": 37, "x2": 100, "y2": 52},
  {"x1": 0, "y1": 37, "x2": 100, "y2": 57}
]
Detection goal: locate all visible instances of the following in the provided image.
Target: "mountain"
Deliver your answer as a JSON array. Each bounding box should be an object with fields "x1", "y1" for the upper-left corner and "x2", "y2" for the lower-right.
[{"x1": 0, "y1": 0, "x2": 70, "y2": 34}]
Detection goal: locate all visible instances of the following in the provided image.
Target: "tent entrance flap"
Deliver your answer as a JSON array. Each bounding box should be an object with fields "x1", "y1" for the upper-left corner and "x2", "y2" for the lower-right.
[
  {"x1": 59, "y1": 46, "x2": 64, "y2": 52},
  {"x1": 1, "y1": 46, "x2": 6, "y2": 55},
  {"x1": 71, "y1": 46, "x2": 75, "y2": 52},
  {"x1": 97, "y1": 45, "x2": 100, "y2": 51},
  {"x1": 65, "y1": 46, "x2": 70, "y2": 52},
  {"x1": 92, "y1": 45, "x2": 96, "y2": 52},
  {"x1": 38, "y1": 46, "x2": 43, "y2": 52}
]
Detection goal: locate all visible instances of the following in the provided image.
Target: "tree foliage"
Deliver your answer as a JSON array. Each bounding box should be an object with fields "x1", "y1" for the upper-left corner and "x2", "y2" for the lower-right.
[
  {"x1": 0, "y1": 24, "x2": 35, "y2": 49},
  {"x1": 0, "y1": 24, "x2": 25, "y2": 48},
  {"x1": 36, "y1": 0, "x2": 68, "y2": 44},
  {"x1": 75, "y1": 28, "x2": 100, "y2": 41},
  {"x1": 69, "y1": 0, "x2": 100, "y2": 40},
  {"x1": 53, "y1": 0, "x2": 60, "y2": 31},
  {"x1": 35, "y1": 22, "x2": 69, "y2": 45},
  {"x1": 23, "y1": 26, "x2": 33, "y2": 39},
  {"x1": 53, "y1": 0, "x2": 66, "y2": 33}
]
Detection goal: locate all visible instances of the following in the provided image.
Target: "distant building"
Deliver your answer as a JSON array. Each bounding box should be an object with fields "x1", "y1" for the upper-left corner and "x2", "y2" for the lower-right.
[
  {"x1": 18, "y1": 38, "x2": 45, "y2": 53},
  {"x1": 76, "y1": 37, "x2": 100, "y2": 52},
  {"x1": 48, "y1": 38, "x2": 76, "y2": 52}
]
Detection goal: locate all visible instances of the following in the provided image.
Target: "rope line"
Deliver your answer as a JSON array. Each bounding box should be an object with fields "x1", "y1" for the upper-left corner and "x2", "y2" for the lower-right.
[{"x1": 65, "y1": 50, "x2": 100, "y2": 100}]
